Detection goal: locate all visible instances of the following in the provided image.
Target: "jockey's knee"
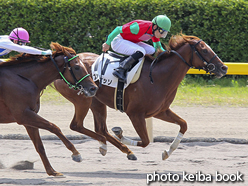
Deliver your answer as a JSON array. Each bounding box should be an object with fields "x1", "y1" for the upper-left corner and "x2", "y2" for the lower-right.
[{"x1": 132, "y1": 50, "x2": 144, "y2": 59}]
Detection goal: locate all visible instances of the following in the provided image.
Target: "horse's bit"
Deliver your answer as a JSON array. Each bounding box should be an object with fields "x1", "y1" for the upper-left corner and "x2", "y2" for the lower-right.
[{"x1": 50, "y1": 55, "x2": 90, "y2": 94}]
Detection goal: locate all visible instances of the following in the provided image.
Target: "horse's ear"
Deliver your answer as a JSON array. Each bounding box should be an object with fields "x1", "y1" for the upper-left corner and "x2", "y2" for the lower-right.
[
  {"x1": 50, "y1": 42, "x2": 62, "y2": 52},
  {"x1": 65, "y1": 50, "x2": 72, "y2": 58},
  {"x1": 50, "y1": 42, "x2": 55, "y2": 50}
]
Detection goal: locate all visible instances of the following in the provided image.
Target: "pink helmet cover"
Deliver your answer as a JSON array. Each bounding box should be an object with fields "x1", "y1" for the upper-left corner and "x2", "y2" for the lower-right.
[{"x1": 9, "y1": 27, "x2": 30, "y2": 43}]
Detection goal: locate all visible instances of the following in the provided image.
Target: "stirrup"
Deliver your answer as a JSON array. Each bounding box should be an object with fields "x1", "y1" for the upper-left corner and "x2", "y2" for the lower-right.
[
  {"x1": 113, "y1": 71, "x2": 126, "y2": 83},
  {"x1": 113, "y1": 68, "x2": 127, "y2": 81}
]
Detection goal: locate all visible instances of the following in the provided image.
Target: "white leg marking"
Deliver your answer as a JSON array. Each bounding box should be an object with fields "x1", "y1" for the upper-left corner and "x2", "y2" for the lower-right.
[
  {"x1": 162, "y1": 132, "x2": 183, "y2": 160},
  {"x1": 121, "y1": 136, "x2": 138, "y2": 146}
]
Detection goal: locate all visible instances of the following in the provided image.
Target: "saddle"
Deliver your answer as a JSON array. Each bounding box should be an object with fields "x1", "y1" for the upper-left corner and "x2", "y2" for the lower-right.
[{"x1": 91, "y1": 51, "x2": 144, "y2": 112}]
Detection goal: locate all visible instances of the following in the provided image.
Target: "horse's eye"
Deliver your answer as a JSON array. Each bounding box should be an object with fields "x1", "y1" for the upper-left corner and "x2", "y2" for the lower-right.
[
  {"x1": 74, "y1": 65, "x2": 80, "y2": 70},
  {"x1": 202, "y1": 49, "x2": 208, "y2": 54}
]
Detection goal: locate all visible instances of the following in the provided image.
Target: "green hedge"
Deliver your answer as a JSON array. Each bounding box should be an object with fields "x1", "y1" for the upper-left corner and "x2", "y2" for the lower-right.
[{"x1": 1, "y1": 0, "x2": 247, "y2": 62}]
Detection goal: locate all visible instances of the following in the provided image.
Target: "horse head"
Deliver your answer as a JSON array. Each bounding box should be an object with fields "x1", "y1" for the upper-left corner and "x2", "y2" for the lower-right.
[
  {"x1": 50, "y1": 42, "x2": 98, "y2": 97},
  {"x1": 177, "y1": 35, "x2": 228, "y2": 78}
]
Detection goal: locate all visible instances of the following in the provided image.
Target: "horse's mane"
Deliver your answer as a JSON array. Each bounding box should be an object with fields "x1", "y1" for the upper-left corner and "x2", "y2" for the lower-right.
[
  {"x1": 145, "y1": 33, "x2": 200, "y2": 62},
  {"x1": 0, "y1": 42, "x2": 76, "y2": 67}
]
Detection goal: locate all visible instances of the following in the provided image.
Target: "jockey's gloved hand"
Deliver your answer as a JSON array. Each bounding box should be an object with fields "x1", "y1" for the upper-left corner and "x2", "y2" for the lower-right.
[{"x1": 41, "y1": 49, "x2": 52, "y2": 55}]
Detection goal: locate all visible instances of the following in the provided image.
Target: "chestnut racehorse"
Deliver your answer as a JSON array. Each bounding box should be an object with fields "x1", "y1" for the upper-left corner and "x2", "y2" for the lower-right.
[
  {"x1": 0, "y1": 42, "x2": 98, "y2": 176},
  {"x1": 54, "y1": 34, "x2": 228, "y2": 160}
]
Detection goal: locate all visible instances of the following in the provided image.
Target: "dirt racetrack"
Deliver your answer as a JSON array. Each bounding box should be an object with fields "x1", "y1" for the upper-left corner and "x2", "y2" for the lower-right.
[{"x1": 0, "y1": 103, "x2": 247, "y2": 185}]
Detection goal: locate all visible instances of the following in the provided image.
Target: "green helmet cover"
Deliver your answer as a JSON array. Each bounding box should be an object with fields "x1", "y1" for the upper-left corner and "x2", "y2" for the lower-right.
[{"x1": 152, "y1": 15, "x2": 171, "y2": 32}]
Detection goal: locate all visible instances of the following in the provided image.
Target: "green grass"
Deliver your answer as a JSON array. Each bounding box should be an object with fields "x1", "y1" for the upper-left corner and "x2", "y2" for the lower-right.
[
  {"x1": 41, "y1": 76, "x2": 248, "y2": 107},
  {"x1": 174, "y1": 86, "x2": 248, "y2": 106},
  {"x1": 173, "y1": 75, "x2": 248, "y2": 107},
  {"x1": 40, "y1": 85, "x2": 69, "y2": 104}
]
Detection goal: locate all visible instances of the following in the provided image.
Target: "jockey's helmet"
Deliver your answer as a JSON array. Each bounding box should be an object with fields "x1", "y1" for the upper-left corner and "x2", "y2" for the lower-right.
[
  {"x1": 9, "y1": 28, "x2": 30, "y2": 44},
  {"x1": 152, "y1": 15, "x2": 171, "y2": 32}
]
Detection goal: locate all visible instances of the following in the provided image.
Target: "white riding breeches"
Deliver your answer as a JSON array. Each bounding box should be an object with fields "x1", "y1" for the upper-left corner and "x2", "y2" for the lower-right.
[{"x1": 111, "y1": 34, "x2": 155, "y2": 56}]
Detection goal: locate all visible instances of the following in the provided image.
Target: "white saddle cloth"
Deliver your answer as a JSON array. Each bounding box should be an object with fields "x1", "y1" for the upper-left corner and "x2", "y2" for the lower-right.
[{"x1": 92, "y1": 53, "x2": 143, "y2": 89}]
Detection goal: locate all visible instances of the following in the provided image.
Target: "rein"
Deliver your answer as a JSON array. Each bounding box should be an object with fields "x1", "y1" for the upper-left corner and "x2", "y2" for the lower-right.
[
  {"x1": 149, "y1": 50, "x2": 167, "y2": 84},
  {"x1": 149, "y1": 39, "x2": 217, "y2": 83},
  {"x1": 50, "y1": 55, "x2": 90, "y2": 89}
]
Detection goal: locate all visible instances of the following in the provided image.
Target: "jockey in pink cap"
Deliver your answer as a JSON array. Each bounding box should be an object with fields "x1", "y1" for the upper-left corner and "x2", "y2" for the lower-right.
[{"x1": 0, "y1": 27, "x2": 52, "y2": 59}]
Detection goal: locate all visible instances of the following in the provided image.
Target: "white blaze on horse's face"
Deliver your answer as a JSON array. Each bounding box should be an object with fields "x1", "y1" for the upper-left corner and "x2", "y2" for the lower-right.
[
  {"x1": 205, "y1": 43, "x2": 222, "y2": 62},
  {"x1": 205, "y1": 43, "x2": 214, "y2": 54},
  {"x1": 79, "y1": 59, "x2": 88, "y2": 72}
]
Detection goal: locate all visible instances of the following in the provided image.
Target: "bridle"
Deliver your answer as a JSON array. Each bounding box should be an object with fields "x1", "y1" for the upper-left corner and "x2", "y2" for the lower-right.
[
  {"x1": 50, "y1": 55, "x2": 90, "y2": 90},
  {"x1": 170, "y1": 39, "x2": 217, "y2": 72},
  {"x1": 188, "y1": 39, "x2": 217, "y2": 73},
  {"x1": 149, "y1": 39, "x2": 217, "y2": 83}
]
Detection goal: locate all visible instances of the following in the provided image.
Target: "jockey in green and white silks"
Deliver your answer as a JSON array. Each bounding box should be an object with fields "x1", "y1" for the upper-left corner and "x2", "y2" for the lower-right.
[
  {"x1": 102, "y1": 15, "x2": 171, "y2": 83},
  {"x1": 0, "y1": 27, "x2": 52, "y2": 59}
]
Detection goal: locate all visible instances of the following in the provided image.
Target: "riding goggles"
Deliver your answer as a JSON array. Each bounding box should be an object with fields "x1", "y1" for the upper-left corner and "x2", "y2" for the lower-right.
[
  {"x1": 17, "y1": 41, "x2": 26, "y2": 46},
  {"x1": 158, "y1": 27, "x2": 168, "y2": 38}
]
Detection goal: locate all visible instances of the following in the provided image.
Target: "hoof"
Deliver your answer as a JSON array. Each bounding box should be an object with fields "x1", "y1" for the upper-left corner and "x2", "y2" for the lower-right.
[
  {"x1": 162, "y1": 151, "x2": 169, "y2": 160},
  {"x1": 112, "y1": 127, "x2": 123, "y2": 136},
  {"x1": 127, "y1": 154, "x2": 137, "y2": 160},
  {"x1": 71, "y1": 154, "x2": 83, "y2": 162},
  {"x1": 99, "y1": 142, "x2": 107, "y2": 156},
  {"x1": 99, "y1": 147, "x2": 107, "y2": 156},
  {"x1": 53, "y1": 172, "x2": 65, "y2": 178}
]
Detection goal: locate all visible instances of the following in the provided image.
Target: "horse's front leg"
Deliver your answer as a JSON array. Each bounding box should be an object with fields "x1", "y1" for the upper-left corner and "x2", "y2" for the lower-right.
[
  {"x1": 24, "y1": 126, "x2": 63, "y2": 177},
  {"x1": 154, "y1": 108, "x2": 187, "y2": 160}
]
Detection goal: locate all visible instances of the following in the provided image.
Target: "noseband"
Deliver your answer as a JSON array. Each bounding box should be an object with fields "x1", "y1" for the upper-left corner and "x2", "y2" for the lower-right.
[{"x1": 50, "y1": 55, "x2": 90, "y2": 89}]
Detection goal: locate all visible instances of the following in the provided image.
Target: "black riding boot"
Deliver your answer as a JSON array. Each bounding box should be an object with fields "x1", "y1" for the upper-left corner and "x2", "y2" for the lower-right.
[{"x1": 113, "y1": 56, "x2": 136, "y2": 83}]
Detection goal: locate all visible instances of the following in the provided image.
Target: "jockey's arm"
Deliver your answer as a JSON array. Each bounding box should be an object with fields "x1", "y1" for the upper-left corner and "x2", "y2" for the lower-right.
[
  {"x1": 153, "y1": 41, "x2": 165, "y2": 52},
  {"x1": 0, "y1": 40, "x2": 50, "y2": 55},
  {"x1": 105, "y1": 26, "x2": 123, "y2": 45}
]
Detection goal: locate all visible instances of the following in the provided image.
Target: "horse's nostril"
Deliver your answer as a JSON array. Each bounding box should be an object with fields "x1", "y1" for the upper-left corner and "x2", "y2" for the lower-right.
[
  {"x1": 222, "y1": 65, "x2": 228, "y2": 72},
  {"x1": 90, "y1": 86, "x2": 98, "y2": 92}
]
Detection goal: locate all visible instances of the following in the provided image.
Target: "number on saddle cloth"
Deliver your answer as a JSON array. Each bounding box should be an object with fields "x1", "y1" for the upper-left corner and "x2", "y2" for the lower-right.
[{"x1": 92, "y1": 51, "x2": 143, "y2": 89}]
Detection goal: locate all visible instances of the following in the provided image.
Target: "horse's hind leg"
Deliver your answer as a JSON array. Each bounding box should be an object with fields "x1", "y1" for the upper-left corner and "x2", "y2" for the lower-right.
[
  {"x1": 24, "y1": 126, "x2": 63, "y2": 176},
  {"x1": 154, "y1": 108, "x2": 187, "y2": 160},
  {"x1": 91, "y1": 98, "x2": 137, "y2": 160},
  {"x1": 122, "y1": 114, "x2": 150, "y2": 148}
]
